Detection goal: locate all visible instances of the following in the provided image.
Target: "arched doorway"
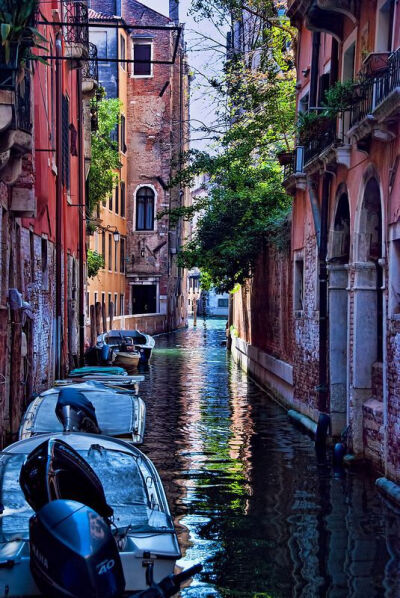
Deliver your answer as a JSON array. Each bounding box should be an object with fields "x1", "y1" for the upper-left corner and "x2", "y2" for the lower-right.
[
  {"x1": 328, "y1": 191, "x2": 350, "y2": 435},
  {"x1": 351, "y1": 176, "x2": 384, "y2": 454}
]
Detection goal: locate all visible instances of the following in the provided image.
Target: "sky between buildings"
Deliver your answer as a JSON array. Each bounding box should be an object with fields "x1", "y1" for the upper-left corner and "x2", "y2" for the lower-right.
[{"x1": 140, "y1": 0, "x2": 227, "y2": 150}]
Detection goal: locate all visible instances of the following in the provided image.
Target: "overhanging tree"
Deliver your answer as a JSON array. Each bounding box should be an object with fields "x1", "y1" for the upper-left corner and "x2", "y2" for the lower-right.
[{"x1": 162, "y1": 0, "x2": 296, "y2": 293}]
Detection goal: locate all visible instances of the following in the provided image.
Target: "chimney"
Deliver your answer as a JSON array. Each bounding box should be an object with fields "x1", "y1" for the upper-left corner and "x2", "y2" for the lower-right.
[{"x1": 169, "y1": 0, "x2": 179, "y2": 24}]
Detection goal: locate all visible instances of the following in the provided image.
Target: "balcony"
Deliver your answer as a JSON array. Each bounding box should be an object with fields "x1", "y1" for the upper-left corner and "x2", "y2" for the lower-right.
[
  {"x1": 288, "y1": 0, "x2": 355, "y2": 38},
  {"x1": 349, "y1": 47, "x2": 400, "y2": 147},
  {"x1": 282, "y1": 147, "x2": 307, "y2": 194},
  {"x1": 82, "y1": 42, "x2": 98, "y2": 96},
  {"x1": 63, "y1": 1, "x2": 89, "y2": 60},
  {"x1": 0, "y1": 72, "x2": 33, "y2": 186}
]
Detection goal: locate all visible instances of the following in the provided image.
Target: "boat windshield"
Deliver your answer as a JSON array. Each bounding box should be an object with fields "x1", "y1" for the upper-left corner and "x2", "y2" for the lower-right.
[{"x1": 0, "y1": 446, "x2": 173, "y2": 543}]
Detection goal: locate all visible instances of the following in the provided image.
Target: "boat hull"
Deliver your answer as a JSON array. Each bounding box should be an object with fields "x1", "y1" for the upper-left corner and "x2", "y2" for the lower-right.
[
  {"x1": 0, "y1": 538, "x2": 178, "y2": 596},
  {"x1": 114, "y1": 352, "x2": 140, "y2": 368}
]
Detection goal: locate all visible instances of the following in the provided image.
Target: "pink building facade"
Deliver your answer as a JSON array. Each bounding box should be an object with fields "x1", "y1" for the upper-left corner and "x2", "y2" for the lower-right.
[{"x1": 231, "y1": 0, "x2": 400, "y2": 482}]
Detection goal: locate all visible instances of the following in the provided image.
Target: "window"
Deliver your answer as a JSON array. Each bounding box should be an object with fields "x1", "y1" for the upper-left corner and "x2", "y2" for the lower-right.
[
  {"x1": 133, "y1": 43, "x2": 152, "y2": 76},
  {"x1": 108, "y1": 293, "x2": 112, "y2": 316},
  {"x1": 101, "y1": 231, "x2": 106, "y2": 260},
  {"x1": 120, "y1": 114, "x2": 126, "y2": 153},
  {"x1": 218, "y1": 298, "x2": 229, "y2": 308},
  {"x1": 376, "y1": 0, "x2": 395, "y2": 52},
  {"x1": 120, "y1": 294, "x2": 125, "y2": 316},
  {"x1": 115, "y1": 185, "x2": 119, "y2": 214},
  {"x1": 86, "y1": 292, "x2": 89, "y2": 317},
  {"x1": 114, "y1": 293, "x2": 118, "y2": 316},
  {"x1": 108, "y1": 233, "x2": 113, "y2": 270},
  {"x1": 108, "y1": 192, "x2": 113, "y2": 211},
  {"x1": 94, "y1": 292, "x2": 98, "y2": 307},
  {"x1": 136, "y1": 186, "x2": 154, "y2": 231},
  {"x1": 114, "y1": 239, "x2": 118, "y2": 271},
  {"x1": 120, "y1": 34, "x2": 126, "y2": 70},
  {"x1": 120, "y1": 237, "x2": 125, "y2": 272},
  {"x1": 101, "y1": 292, "x2": 105, "y2": 308},
  {"x1": 120, "y1": 181, "x2": 125, "y2": 217},
  {"x1": 294, "y1": 258, "x2": 304, "y2": 311}
]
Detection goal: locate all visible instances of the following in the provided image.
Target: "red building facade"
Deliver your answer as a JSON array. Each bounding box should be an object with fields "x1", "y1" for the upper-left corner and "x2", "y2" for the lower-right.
[
  {"x1": 231, "y1": 0, "x2": 400, "y2": 481},
  {"x1": 0, "y1": 0, "x2": 92, "y2": 444}
]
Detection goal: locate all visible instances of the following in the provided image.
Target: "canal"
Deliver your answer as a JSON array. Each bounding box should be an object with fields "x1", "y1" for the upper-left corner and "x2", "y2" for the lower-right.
[{"x1": 140, "y1": 318, "x2": 400, "y2": 598}]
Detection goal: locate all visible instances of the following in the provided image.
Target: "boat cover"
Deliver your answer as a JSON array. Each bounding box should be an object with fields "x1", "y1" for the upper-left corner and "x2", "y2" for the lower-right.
[
  {"x1": 25, "y1": 385, "x2": 139, "y2": 436},
  {"x1": 69, "y1": 366, "x2": 127, "y2": 377},
  {"x1": 0, "y1": 444, "x2": 173, "y2": 543}
]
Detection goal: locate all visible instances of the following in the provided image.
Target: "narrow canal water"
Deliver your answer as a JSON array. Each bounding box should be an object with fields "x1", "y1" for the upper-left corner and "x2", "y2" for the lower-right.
[{"x1": 140, "y1": 318, "x2": 400, "y2": 598}]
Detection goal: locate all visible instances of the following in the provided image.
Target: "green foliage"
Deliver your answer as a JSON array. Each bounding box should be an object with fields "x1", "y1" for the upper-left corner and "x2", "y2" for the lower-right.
[
  {"x1": 322, "y1": 79, "x2": 360, "y2": 115},
  {"x1": 297, "y1": 110, "x2": 333, "y2": 145},
  {"x1": 0, "y1": 0, "x2": 48, "y2": 67},
  {"x1": 87, "y1": 250, "x2": 104, "y2": 279},
  {"x1": 297, "y1": 81, "x2": 361, "y2": 144},
  {"x1": 87, "y1": 97, "x2": 121, "y2": 217},
  {"x1": 163, "y1": 2, "x2": 295, "y2": 293}
]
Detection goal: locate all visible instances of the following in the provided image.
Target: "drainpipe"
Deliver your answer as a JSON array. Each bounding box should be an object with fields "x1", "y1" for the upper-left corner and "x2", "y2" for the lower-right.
[
  {"x1": 317, "y1": 173, "x2": 330, "y2": 415},
  {"x1": 77, "y1": 65, "x2": 85, "y2": 366},
  {"x1": 55, "y1": 36, "x2": 63, "y2": 379},
  {"x1": 307, "y1": 179, "x2": 321, "y2": 247}
]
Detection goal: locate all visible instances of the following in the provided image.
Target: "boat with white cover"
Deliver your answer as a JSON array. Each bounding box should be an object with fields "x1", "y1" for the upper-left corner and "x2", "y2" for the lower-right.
[
  {"x1": 0, "y1": 432, "x2": 181, "y2": 597},
  {"x1": 18, "y1": 381, "x2": 146, "y2": 444}
]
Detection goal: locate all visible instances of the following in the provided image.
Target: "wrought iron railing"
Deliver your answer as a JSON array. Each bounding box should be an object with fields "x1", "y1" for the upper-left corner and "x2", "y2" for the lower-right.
[
  {"x1": 283, "y1": 154, "x2": 295, "y2": 180},
  {"x1": 63, "y1": 1, "x2": 89, "y2": 46},
  {"x1": 375, "y1": 46, "x2": 400, "y2": 105},
  {"x1": 350, "y1": 47, "x2": 400, "y2": 128},
  {"x1": 82, "y1": 42, "x2": 98, "y2": 81},
  {"x1": 304, "y1": 120, "x2": 336, "y2": 165},
  {"x1": 15, "y1": 73, "x2": 32, "y2": 133}
]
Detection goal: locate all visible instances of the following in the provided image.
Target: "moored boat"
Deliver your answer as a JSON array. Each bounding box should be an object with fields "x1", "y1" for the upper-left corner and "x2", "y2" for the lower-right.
[
  {"x1": 98, "y1": 330, "x2": 155, "y2": 364},
  {"x1": 0, "y1": 433, "x2": 181, "y2": 597},
  {"x1": 19, "y1": 382, "x2": 146, "y2": 444}
]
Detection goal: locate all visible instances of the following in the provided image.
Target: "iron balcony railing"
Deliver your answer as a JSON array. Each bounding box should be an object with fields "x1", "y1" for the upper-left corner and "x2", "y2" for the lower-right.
[
  {"x1": 15, "y1": 72, "x2": 32, "y2": 133},
  {"x1": 283, "y1": 155, "x2": 295, "y2": 180},
  {"x1": 282, "y1": 146, "x2": 305, "y2": 180},
  {"x1": 304, "y1": 120, "x2": 336, "y2": 166},
  {"x1": 82, "y1": 42, "x2": 98, "y2": 81},
  {"x1": 350, "y1": 46, "x2": 400, "y2": 128},
  {"x1": 63, "y1": 1, "x2": 89, "y2": 47}
]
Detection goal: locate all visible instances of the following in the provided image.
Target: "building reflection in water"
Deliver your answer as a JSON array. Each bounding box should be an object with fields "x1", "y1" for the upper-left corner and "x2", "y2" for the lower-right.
[{"x1": 139, "y1": 319, "x2": 400, "y2": 597}]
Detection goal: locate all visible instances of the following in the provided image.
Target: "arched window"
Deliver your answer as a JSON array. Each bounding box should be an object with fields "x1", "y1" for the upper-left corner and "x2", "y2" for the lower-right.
[{"x1": 136, "y1": 187, "x2": 154, "y2": 231}]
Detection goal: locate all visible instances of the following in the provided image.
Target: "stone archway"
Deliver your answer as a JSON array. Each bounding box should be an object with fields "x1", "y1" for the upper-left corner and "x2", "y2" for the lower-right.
[
  {"x1": 328, "y1": 190, "x2": 350, "y2": 435},
  {"x1": 351, "y1": 175, "x2": 384, "y2": 455}
]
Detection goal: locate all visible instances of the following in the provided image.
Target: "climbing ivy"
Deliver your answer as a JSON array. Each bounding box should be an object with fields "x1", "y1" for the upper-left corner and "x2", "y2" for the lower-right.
[
  {"x1": 87, "y1": 249, "x2": 104, "y2": 279},
  {"x1": 87, "y1": 96, "x2": 122, "y2": 217}
]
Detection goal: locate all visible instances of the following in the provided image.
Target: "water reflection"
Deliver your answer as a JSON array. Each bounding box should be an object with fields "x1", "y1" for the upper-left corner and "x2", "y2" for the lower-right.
[{"x1": 139, "y1": 318, "x2": 400, "y2": 597}]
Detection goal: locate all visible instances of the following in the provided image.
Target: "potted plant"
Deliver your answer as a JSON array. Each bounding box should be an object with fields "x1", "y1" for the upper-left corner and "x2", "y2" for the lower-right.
[
  {"x1": 0, "y1": 0, "x2": 47, "y2": 87},
  {"x1": 297, "y1": 110, "x2": 334, "y2": 145}
]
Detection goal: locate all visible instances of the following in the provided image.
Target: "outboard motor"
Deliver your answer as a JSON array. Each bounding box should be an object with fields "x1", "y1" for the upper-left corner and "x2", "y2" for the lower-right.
[
  {"x1": 20, "y1": 438, "x2": 113, "y2": 520},
  {"x1": 29, "y1": 499, "x2": 125, "y2": 598},
  {"x1": 55, "y1": 387, "x2": 101, "y2": 433}
]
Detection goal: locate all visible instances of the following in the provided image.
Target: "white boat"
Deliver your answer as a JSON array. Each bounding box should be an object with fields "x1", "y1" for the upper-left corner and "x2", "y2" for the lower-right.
[
  {"x1": 99, "y1": 330, "x2": 155, "y2": 364},
  {"x1": 0, "y1": 433, "x2": 181, "y2": 597},
  {"x1": 18, "y1": 381, "x2": 146, "y2": 444}
]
